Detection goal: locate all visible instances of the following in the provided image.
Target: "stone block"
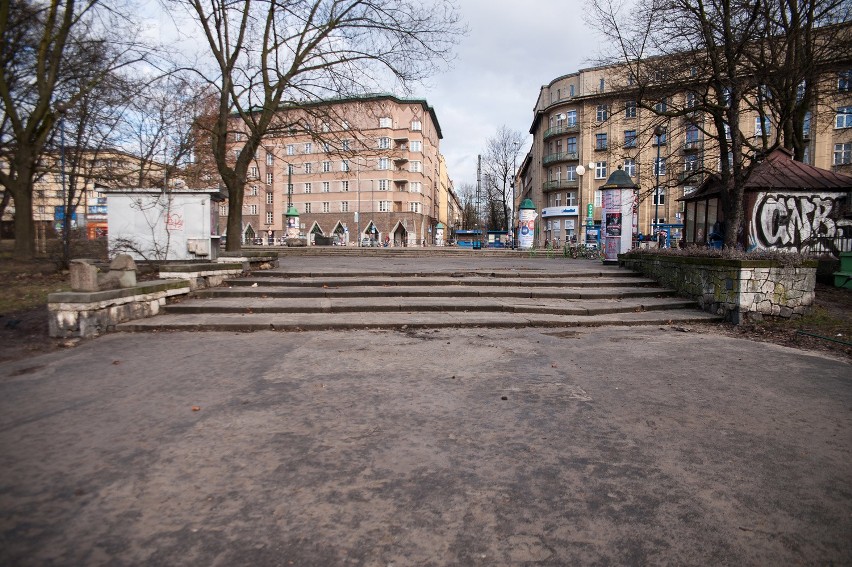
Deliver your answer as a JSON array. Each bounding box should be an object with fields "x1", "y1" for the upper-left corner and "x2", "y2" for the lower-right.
[{"x1": 70, "y1": 260, "x2": 99, "y2": 292}]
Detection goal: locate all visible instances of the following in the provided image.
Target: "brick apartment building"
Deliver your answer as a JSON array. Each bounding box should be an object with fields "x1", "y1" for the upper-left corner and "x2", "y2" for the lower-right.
[{"x1": 221, "y1": 94, "x2": 452, "y2": 246}]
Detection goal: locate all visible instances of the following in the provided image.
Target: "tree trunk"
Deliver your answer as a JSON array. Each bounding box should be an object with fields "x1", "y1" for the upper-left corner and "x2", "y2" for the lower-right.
[{"x1": 9, "y1": 179, "x2": 36, "y2": 260}]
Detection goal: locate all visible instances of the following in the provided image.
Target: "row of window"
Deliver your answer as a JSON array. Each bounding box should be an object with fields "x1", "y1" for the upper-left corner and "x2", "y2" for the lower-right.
[
  {"x1": 546, "y1": 187, "x2": 669, "y2": 210},
  {"x1": 232, "y1": 199, "x2": 423, "y2": 218},
  {"x1": 244, "y1": 180, "x2": 424, "y2": 196},
  {"x1": 547, "y1": 156, "x2": 685, "y2": 181},
  {"x1": 234, "y1": 119, "x2": 424, "y2": 143},
  {"x1": 248, "y1": 159, "x2": 424, "y2": 180}
]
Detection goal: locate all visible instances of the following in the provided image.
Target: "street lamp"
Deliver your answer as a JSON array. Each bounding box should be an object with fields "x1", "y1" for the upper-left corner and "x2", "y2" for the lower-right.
[
  {"x1": 653, "y1": 124, "x2": 667, "y2": 243},
  {"x1": 511, "y1": 141, "x2": 520, "y2": 248},
  {"x1": 55, "y1": 101, "x2": 70, "y2": 263}
]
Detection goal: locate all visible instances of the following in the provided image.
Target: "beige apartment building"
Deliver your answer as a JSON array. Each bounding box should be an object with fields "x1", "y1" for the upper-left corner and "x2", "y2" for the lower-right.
[
  {"x1": 221, "y1": 94, "x2": 447, "y2": 246},
  {"x1": 1, "y1": 149, "x2": 165, "y2": 245},
  {"x1": 519, "y1": 61, "x2": 852, "y2": 247}
]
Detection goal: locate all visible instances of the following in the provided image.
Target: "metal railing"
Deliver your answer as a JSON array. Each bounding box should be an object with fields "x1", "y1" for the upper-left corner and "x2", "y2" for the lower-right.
[
  {"x1": 543, "y1": 124, "x2": 581, "y2": 139},
  {"x1": 542, "y1": 151, "x2": 579, "y2": 165},
  {"x1": 542, "y1": 179, "x2": 580, "y2": 191}
]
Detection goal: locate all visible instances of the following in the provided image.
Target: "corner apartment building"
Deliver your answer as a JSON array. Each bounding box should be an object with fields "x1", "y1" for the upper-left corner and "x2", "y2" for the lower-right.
[
  {"x1": 222, "y1": 94, "x2": 446, "y2": 246},
  {"x1": 520, "y1": 61, "x2": 852, "y2": 247}
]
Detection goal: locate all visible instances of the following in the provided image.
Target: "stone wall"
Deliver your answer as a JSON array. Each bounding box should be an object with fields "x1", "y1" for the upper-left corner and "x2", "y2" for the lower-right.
[
  {"x1": 48, "y1": 280, "x2": 190, "y2": 338},
  {"x1": 619, "y1": 254, "x2": 817, "y2": 324}
]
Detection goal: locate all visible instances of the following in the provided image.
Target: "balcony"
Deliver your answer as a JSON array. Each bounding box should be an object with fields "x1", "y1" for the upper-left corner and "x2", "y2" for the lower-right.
[
  {"x1": 683, "y1": 140, "x2": 703, "y2": 152},
  {"x1": 543, "y1": 123, "x2": 580, "y2": 139},
  {"x1": 542, "y1": 179, "x2": 579, "y2": 192},
  {"x1": 542, "y1": 151, "x2": 579, "y2": 166}
]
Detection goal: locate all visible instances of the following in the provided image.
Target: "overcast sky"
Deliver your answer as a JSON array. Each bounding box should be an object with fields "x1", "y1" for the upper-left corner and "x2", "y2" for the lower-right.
[
  {"x1": 145, "y1": 0, "x2": 603, "y2": 191},
  {"x1": 422, "y1": 0, "x2": 600, "y2": 190}
]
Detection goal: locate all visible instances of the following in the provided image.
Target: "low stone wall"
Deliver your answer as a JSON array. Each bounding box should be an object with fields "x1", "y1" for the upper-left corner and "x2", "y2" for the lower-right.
[
  {"x1": 159, "y1": 262, "x2": 244, "y2": 291},
  {"x1": 48, "y1": 280, "x2": 190, "y2": 338},
  {"x1": 619, "y1": 253, "x2": 817, "y2": 324},
  {"x1": 218, "y1": 251, "x2": 279, "y2": 271}
]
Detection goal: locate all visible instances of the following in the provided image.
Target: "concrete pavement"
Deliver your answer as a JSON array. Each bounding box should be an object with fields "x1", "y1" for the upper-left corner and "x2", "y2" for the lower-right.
[{"x1": 1, "y1": 321, "x2": 850, "y2": 565}]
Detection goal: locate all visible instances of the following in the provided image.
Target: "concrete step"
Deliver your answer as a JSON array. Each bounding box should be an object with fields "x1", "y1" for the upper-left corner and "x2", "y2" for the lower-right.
[
  {"x1": 164, "y1": 295, "x2": 697, "y2": 316},
  {"x1": 117, "y1": 308, "x2": 721, "y2": 332},
  {"x1": 192, "y1": 284, "x2": 677, "y2": 300},
  {"x1": 223, "y1": 276, "x2": 660, "y2": 288}
]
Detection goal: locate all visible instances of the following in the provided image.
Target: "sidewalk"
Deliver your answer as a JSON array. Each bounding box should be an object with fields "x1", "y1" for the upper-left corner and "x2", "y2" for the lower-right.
[{"x1": 1, "y1": 323, "x2": 849, "y2": 565}]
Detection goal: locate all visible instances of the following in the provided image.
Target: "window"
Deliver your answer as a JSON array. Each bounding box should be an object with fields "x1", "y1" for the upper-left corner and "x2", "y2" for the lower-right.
[
  {"x1": 595, "y1": 161, "x2": 607, "y2": 179},
  {"x1": 322, "y1": 161, "x2": 331, "y2": 173},
  {"x1": 341, "y1": 201, "x2": 349, "y2": 212},
  {"x1": 595, "y1": 133, "x2": 607, "y2": 150},
  {"x1": 411, "y1": 120, "x2": 422, "y2": 131},
  {"x1": 304, "y1": 162, "x2": 312, "y2": 174},
  {"x1": 304, "y1": 143, "x2": 312, "y2": 154},
  {"x1": 796, "y1": 81, "x2": 806, "y2": 102},
  {"x1": 249, "y1": 185, "x2": 258, "y2": 196},
  {"x1": 834, "y1": 143, "x2": 852, "y2": 165},
  {"x1": 684, "y1": 154, "x2": 700, "y2": 171},
  {"x1": 410, "y1": 140, "x2": 422, "y2": 152},
  {"x1": 624, "y1": 159, "x2": 636, "y2": 177},
  {"x1": 341, "y1": 180, "x2": 350, "y2": 192},
  {"x1": 555, "y1": 193, "x2": 561, "y2": 206},
  {"x1": 342, "y1": 139, "x2": 350, "y2": 151},
  {"x1": 322, "y1": 182, "x2": 330, "y2": 192},
  {"x1": 266, "y1": 172, "x2": 273, "y2": 185},
  {"x1": 341, "y1": 121, "x2": 349, "y2": 130},
  {"x1": 323, "y1": 142, "x2": 330, "y2": 152},
  {"x1": 220, "y1": 204, "x2": 227, "y2": 216},
  {"x1": 248, "y1": 204, "x2": 258, "y2": 215},
  {"x1": 569, "y1": 84, "x2": 575, "y2": 97},
  {"x1": 378, "y1": 200, "x2": 390, "y2": 212},
  {"x1": 287, "y1": 163, "x2": 295, "y2": 175},
  {"x1": 304, "y1": 183, "x2": 312, "y2": 193},
  {"x1": 266, "y1": 153, "x2": 274, "y2": 166},
  {"x1": 410, "y1": 182, "x2": 422, "y2": 193},
  {"x1": 803, "y1": 112, "x2": 812, "y2": 138},
  {"x1": 596, "y1": 105, "x2": 608, "y2": 122},
  {"x1": 341, "y1": 160, "x2": 350, "y2": 172},
  {"x1": 685, "y1": 124, "x2": 700, "y2": 147},
  {"x1": 408, "y1": 202, "x2": 421, "y2": 213},
  {"x1": 839, "y1": 70, "x2": 851, "y2": 92},
  {"x1": 235, "y1": 132, "x2": 243, "y2": 142},
  {"x1": 305, "y1": 203, "x2": 311, "y2": 213},
  {"x1": 594, "y1": 190, "x2": 602, "y2": 207},
  {"x1": 654, "y1": 157, "x2": 667, "y2": 176},
  {"x1": 379, "y1": 117, "x2": 392, "y2": 128},
  {"x1": 686, "y1": 91, "x2": 697, "y2": 109},
  {"x1": 565, "y1": 167, "x2": 577, "y2": 181},
  {"x1": 624, "y1": 130, "x2": 637, "y2": 148},
  {"x1": 379, "y1": 137, "x2": 391, "y2": 149},
  {"x1": 566, "y1": 136, "x2": 577, "y2": 154},
  {"x1": 266, "y1": 211, "x2": 274, "y2": 224},
  {"x1": 322, "y1": 202, "x2": 330, "y2": 213},
  {"x1": 410, "y1": 161, "x2": 422, "y2": 172},
  {"x1": 836, "y1": 107, "x2": 852, "y2": 128},
  {"x1": 654, "y1": 98, "x2": 667, "y2": 113},
  {"x1": 599, "y1": 78, "x2": 605, "y2": 92},
  {"x1": 755, "y1": 116, "x2": 771, "y2": 138},
  {"x1": 378, "y1": 180, "x2": 388, "y2": 191},
  {"x1": 378, "y1": 158, "x2": 389, "y2": 170},
  {"x1": 566, "y1": 110, "x2": 577, "y2": 126},
  {"x1": 652, "y1": 187, "x2": 666, "y2": 205},
  {"x1": 250, "y1": 166, "x2": 259, "y2": 179},
  {"x1": 266, "y1": 192, "x2": 273, "y2": 204},
  {"x1": 654, "y1": 130, "x2": 667, "y2": 146},
  {"x1": 286, "y1": 144, "x2": 294, "y2": 156},
  {"x1": 625, "y1": 100, "x2": 636, "y2": 118}
]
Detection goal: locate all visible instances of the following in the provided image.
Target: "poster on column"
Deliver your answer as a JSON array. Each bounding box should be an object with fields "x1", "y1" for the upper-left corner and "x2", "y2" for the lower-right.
[{"x1": 519, "y1": 207, "x2": 537, "y2": 249}]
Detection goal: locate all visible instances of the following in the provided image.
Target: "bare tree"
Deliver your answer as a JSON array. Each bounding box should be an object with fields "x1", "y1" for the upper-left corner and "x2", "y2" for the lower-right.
[
  {"x1": 168, "y1": 0, "x2": 464, "y2": 252},
  {"x1": 589, "y1": 0, "x2": 851, "y2": 247},
  {"x1": 481, "y1": 126, "x2": 524, "y2": 231},
  {"x1": 0, "y1": 0, "x2": 153, "y2": 260},
  {"x1": 455, "y1": 182, "x2": 479, "y2": 229}
]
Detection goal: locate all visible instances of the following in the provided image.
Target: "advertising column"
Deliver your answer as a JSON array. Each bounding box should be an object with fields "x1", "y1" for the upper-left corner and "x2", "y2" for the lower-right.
[{"x1": 518, "y1": 198, "x2": 537, "y2": 250}]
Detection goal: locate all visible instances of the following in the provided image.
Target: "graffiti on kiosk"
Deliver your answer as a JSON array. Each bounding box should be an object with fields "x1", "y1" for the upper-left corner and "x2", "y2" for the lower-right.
[
  {"x1": 166, "y1": 213, "x2": 184, "y2": 230},
  {"x1": 751, "y1": 192, "x2": 851, "y2": 251}
]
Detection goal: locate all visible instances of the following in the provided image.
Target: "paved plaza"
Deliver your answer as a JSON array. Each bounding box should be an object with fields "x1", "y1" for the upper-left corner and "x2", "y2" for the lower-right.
[{"x1": 0, "y1": 256, "x2": 850, "y2": 565}]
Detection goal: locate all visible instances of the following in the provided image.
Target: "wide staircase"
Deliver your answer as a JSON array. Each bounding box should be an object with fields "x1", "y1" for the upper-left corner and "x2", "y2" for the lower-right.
[{"x1": 117, "y1": 250, "x2": 722, "y2": 332}]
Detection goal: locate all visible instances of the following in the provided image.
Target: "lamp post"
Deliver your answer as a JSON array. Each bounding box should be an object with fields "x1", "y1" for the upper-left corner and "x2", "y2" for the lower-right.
[
  {"x1": 653, "y1": 125, "x2": 667, "y2": 243},
  {"x1": 55, "y1": 101, "x2": 70, "y2": 263},
  {"x1": 511, "y1": 140, "x2": 519, "y2": 248}
]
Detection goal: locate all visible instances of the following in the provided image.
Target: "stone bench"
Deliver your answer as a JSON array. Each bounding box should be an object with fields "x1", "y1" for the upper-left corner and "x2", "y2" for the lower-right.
[
  {"x1": 48, "y1": 280, "x2": 190, "y2": 338},
  {"x1": 159, "y1": 263, "x2": 244, "y2": 291}
]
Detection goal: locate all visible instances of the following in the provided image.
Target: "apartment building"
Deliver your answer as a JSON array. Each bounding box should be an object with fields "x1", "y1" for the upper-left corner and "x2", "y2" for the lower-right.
[
  {"x1": 520, "y1": 61, "x2": 852, "y2": 247},
  {"x1": 222, "y1": 94, "x2": 445, "y2": 246},
  {"x1": 1, "y1": 149, "x2": 165, "y2": 244}
]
